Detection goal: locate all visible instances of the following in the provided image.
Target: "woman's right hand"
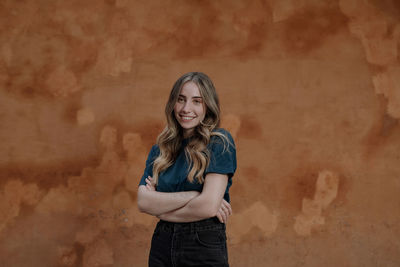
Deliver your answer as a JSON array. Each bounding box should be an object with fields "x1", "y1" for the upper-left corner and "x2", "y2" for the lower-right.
[
  {"x1": 216, "y1": 199, "x2": 232, "y2": 223},
  {"x1": 145, "y1": 176, "x2": 156, "y2": 191}
]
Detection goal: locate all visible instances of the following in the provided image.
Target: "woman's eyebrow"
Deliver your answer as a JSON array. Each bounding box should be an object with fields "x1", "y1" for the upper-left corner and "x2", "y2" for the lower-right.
[{"x1": 178, "y1": 95, "x2": 202, "y2": 99}]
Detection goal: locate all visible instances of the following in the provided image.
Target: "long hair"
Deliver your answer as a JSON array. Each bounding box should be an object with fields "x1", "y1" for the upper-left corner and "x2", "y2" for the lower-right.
[{"x1": 152, "y1": 72, "x2": 227, "y2": 184}]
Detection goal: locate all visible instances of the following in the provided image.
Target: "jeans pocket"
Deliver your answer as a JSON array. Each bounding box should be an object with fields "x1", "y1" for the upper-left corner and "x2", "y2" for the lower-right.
[{"x1": 195, "y1": 230, "x2": 226, "y2": 248}]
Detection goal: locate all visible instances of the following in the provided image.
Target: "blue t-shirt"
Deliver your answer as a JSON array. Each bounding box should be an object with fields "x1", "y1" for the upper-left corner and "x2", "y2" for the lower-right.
[{"x1": 139, "y1": 128, "x2": 236, "y2": 202}]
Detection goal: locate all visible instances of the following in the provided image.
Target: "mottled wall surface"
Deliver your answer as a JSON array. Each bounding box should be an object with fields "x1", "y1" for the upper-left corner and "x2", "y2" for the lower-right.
[{"x1": 0, "y1": 0, "x2": 399, "y2": 266}]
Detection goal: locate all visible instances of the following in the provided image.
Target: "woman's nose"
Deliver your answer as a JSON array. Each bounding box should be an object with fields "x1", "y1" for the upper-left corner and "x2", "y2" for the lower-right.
[{"x1": 182, "y1": 102, "x2": 191, "y2": 112}]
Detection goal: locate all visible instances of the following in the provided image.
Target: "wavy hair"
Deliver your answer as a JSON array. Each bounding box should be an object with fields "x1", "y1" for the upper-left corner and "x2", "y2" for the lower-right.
[{"x1": 152, "y1": 72, "x2": 228, "y2": 184}]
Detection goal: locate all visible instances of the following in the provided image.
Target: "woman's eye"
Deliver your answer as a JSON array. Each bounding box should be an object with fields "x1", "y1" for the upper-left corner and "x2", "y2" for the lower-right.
[
  {"x1": 193, "y1": 99, "x2": 202, "y2": 104},
  {"x1": 178, "y1": 98, "x2": 185, "y2": 103}
]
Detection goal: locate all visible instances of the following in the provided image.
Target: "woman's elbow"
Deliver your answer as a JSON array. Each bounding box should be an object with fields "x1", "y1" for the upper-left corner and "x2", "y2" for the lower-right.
[
  {"x1": 137, "y1": 187, "x2": 150, "y2": 213},
  {"x1": 137, "y1": 198, "x2": 147, "y2": 213},
  {"x1": 200, "y1": 203, "x2": 220, "y2": 218}
]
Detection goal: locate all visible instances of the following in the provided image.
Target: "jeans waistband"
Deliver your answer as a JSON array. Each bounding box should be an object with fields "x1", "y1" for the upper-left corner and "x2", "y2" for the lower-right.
[{"x1": 156, "y1": 217, "x2": 225, "y2": 234}]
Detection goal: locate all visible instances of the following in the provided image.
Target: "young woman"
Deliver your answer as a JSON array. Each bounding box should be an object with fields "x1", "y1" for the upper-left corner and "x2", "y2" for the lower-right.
[{"x1": 137, "y1": 72, "x2": 237, "y2": 267}]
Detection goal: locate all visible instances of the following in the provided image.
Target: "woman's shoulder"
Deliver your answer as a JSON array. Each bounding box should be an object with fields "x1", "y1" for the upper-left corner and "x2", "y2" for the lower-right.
[
  {"x1": 148, "y1": 144, "x2": 161, "y2": 156},
  {"x1": 209, "y1": 128, "x2": 235, "y2": 151},
  {"x1": 211, "y1": 128, "x2": 234, "y2": 142}
]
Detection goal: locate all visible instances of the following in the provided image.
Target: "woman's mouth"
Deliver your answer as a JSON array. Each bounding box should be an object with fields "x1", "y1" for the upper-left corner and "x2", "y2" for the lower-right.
[{"x1": 180, "y1": 115, "x2": 196, "y2": 121}]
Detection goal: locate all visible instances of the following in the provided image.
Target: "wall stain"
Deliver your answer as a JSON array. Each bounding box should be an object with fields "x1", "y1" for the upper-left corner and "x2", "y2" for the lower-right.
[
  {"x1": 281, "y1": 164, "x2": 349, "y2": 217},
  {"x1": 237, "y1": 115, "x2": 263, "y2": 139},
  {"x1": 4, "y1": 67, "x2": 46, "y2": 99},
  {"x1": 285, "y1": 168, "x2": 318, "y2": 213},
  {"x1": 96, "y1": 117, "x2": 164, "y2": 157},
  {"x1": 340, "y1": 0, "x2": 400, "y2": 164},
  {"x1": 373, "y1": 67, "x2": 400, "y2": 119},
  {"x1": 381, "y1": 112, "x2": 398, "y2": 137},
  {"x1": 0, "y1": 1, "x2": 110, "y2": 100},
  {"x1": 230, "y1": 166, "x2": 265, "y2": 212},
  {"x1": 229, "y1": 200, "x2": 278, "y2": 245},
  {"x1": 232, "y1": 0, "x2": 272, "y2": 57},
  {"x1": 67, "y1": 40, "x2": 99, "y2": 76},
  {"x1": 221, "y1": 113, "x2": 241, "y2": 139},
  {"x1": 58, "y1": 242, "x2": 84, "y2": 267},
  {"x1": 293, "y1": 170, "x2": 340, "y2": 236},
  {"x1": 370, "y1": 0, "x2": 400, "y2": 20},
  {"x1": 170, "y1": 1, "x2": 221, "y2": 58},
  {"x1": 0, "y1": 159, "x2": 97, "y2": 190},
  {"x1": 63, "y1": 99, "x2": 83, "y2": 124},
  {"x1": 0, "y1": 211, "x2": 83, "y2": 266},
  {"x1": 0, "y1": 123, "x2": 157, "y2": 265},
  {"x1": 281, "y1": 3, "x2": 348, "y2": 54},
  {"x1": 363, "y1": 96, "x2": 399, "y2": 159}
]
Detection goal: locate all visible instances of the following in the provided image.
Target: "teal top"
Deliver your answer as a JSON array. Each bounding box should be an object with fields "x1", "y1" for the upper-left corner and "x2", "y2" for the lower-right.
[{"x1": 139, "y1": 128, "x2": 236, "y2": 202}]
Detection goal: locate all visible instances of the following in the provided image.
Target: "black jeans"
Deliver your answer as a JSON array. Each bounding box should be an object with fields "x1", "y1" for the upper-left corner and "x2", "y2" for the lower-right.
[{"x1": 149, "y1": 217, "x2": 229, "y2": 267}]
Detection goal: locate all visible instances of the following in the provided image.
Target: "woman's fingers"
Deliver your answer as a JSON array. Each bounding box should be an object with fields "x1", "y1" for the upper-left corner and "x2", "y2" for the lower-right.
[
  {"x1": 215, "y1": 199, "x2": 232, "y2": 224},
  {"x1": 217, "y1": 208, "x2": 227, "y2": 223},
  {"x1": 146, "y1": 176, "x2": 154, "y2": 185},
  {"x1": 222, "y1": 208, "x2": 228, "y2": 222},
  {"x1": 145, "y1": 176, "x2": 156, "y2": 191},
  {"x1": 220, "y1": 200, "x2": 232, "y2": 215},
  {"x1": 222, "y1": 200, "x2": 232, "y2": 215},
  {"x1": 217, "y1": 206, "x2": 230, "y2": 223},
  {"x1": 216, "y1": 211, "x2": 224, "y2": 223}
]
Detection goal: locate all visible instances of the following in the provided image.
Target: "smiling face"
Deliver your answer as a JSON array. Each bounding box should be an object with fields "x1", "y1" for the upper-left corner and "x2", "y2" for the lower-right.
[{"x1": 173, "y1": 81, "x2": 206, "y2": 137}]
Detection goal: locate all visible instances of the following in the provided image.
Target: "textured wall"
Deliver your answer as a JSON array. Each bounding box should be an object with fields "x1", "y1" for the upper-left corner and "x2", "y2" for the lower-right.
[{"x1": 0, "y1": 0, "x2": 400, "y2": 266}]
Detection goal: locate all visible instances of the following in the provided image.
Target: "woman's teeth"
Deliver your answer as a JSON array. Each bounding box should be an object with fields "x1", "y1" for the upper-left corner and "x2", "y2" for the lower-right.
[{"x1": 182, "y1": 116, "x2": 194, "y2": 121}]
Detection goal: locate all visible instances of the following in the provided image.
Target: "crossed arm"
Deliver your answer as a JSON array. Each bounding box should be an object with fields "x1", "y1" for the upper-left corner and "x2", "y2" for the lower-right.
[{"x1": 137, "y1": 173, "x2": 232, "y2": 223}]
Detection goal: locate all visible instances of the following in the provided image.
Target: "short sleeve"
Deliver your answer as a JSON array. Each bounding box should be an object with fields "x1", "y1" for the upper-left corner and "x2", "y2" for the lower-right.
[
  {"x1": 205, "y1": 129, "x2": 237, "y2": 179},
  {"x1": 138, "y1": 145, "x2": 159, "y2": 186}
]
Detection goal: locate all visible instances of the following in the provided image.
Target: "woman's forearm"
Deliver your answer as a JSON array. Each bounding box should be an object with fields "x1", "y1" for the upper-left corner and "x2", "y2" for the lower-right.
[
  {"x1": 157, "y1": 173, "x2": 230, "y2": 223},
  {"x1": 158, "y1": 198, "x2": 232, "y2": 223},
  {"x1": 157, "y1": 194, "x2": 220, "y2": 222},
  {"x1": 137, "y1": 185, "x2": 200, "y2": 216}
]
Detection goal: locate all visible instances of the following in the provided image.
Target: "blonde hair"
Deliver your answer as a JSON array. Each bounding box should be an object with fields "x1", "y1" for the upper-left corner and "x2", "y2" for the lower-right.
[{"x1": 152, "y1": 72, "x2": 228, "y2": 184}]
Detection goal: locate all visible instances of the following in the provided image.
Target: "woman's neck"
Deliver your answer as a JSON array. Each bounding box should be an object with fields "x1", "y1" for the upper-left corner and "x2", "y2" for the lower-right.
[{"x1": 183, "y1": 129, "x2": 194, "y2": 139}]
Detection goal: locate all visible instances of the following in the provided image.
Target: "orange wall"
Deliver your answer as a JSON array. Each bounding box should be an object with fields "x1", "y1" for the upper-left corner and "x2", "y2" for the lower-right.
[{"x1": 1, "y1": 0, "x2": 400, "y2": 266}]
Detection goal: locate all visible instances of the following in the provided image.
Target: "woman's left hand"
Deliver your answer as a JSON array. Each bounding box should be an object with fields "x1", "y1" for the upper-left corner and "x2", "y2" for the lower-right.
[{"x1": 216, "y1": 199, "x2": 232, "y2": 223}]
